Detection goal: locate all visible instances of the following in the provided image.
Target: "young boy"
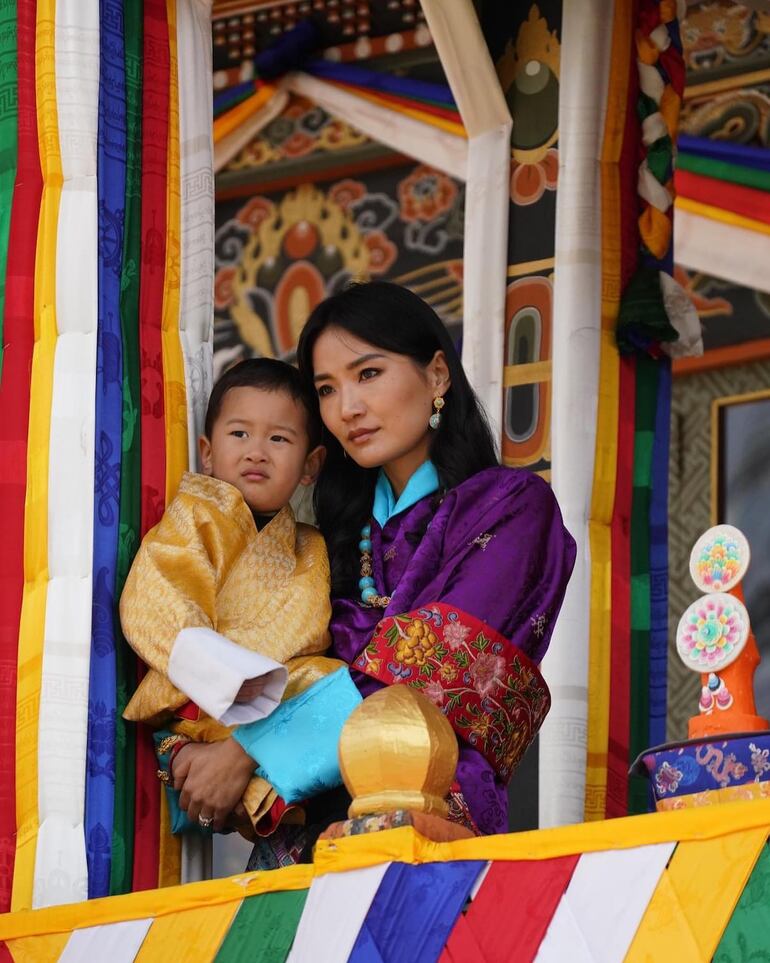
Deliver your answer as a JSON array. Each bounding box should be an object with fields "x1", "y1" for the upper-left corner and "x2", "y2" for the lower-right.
[{"x1": 120, "y1": 358, "x2": 344, "y2": 832}]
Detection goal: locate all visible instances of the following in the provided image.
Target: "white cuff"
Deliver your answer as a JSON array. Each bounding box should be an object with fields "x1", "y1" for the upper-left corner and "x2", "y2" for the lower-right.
[{"x1": 168, "y1": 627, "x2": 288, "y2": 725}]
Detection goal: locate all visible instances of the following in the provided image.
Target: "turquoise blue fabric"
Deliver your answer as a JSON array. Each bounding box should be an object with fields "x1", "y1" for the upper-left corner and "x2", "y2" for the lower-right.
[
  {"x1": 233, "y1": 668, "x2": 362, "y2": 803},
  {"x1": 153, "y1": 730, "x2": 211, "y2": 836},
  {"x1": 372, "y1": 461, "x2": 439, "y2": 528}
]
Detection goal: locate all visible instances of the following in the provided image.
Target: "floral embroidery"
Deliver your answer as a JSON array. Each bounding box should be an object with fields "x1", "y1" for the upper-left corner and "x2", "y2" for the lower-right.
[
  {"x1": 394, "y1": 619, "x2": 438, "y2": 667},
  {"x1": 468, "y1": 652, "x2": 507, "y2": 698},
  {"x1": 444, "y1": 621, "x2": 471, "y2": 651},
  {"x1": 750, "y1": 743, "x2": 770, "y2": 779},
  {"x1": 383, "y1": 545, "x2": 397, "y2": 562},
  {"x1": 530, "y1": 613, "x2": 548, "y2": 638},
  {"x1": 655, "y1": 761, "x2": 684, "y2": 795},
  {"x1": 470, "y1": 532, "x2": 493, "y2": 551},
  {"x1": 424, "y1": 680, "x2": 445, "y2": 707},
  {"x1": 355, "y1": 602, "x2": 550, "y2": 781}
]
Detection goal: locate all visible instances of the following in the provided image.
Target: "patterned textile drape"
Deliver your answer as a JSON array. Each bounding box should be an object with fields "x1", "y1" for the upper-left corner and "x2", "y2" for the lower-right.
[{"x1": 0, "y1": 0, "x2": 214, "y2": 910}]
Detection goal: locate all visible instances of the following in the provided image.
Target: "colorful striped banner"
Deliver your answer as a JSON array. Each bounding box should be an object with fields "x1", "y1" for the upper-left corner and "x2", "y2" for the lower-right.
[{"x1": 2, "y1": 802, "x2": 770, "y2": 960}]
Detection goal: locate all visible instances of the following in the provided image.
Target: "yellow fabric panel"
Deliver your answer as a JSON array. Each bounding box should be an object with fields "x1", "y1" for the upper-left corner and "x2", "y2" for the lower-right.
[
  {"x1": 136, "y1": 901, "x2": 241, "y2": 963},
  {"x1": 213, "y1": 85, "x2": 277, "y2": 144},
  {"x1": 5, "y1": 932, "x2": 70, "y2": 963},
  {"x1": 638, "y1": 204, "x2": 672, "y2": 259},
  {"x1": 310, "y1": 800, "x2": 770, "y2": 877},
  {"x1": 675, "y1": 196, "x2": 770, "y2": 237},
  {"x1": 157, "y1": 787, "x2": 181, "y2": 890},
  {"x1": 12, "y1": 0, "x2": 62, "y2": 911},
  {"x1": 162, "y1": 0, "x2": 187, "y2": 505},
  {"x1": 583, "y1": 0, "x2": 630, "y2": 821},
  {"x1": 121, "y1": 474, "x2": 331, "y2": 724},
  {"x1": 0, "y1": 866, "x2": 312, "y2": 940},
  {"x1": 624, "y1": 868, "x2": 703, "y2": 962},
  {"x1": 626, "y1": 827, "x2": 768, "y2": 961}
]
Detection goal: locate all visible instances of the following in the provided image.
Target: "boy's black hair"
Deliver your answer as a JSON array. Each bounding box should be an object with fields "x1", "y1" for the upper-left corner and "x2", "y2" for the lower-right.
[{"x1": 204, "y1": 357, "x2": 322, "y2": 449}]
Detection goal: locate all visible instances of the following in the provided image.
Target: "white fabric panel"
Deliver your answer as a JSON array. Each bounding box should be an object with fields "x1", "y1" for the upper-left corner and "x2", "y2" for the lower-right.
[
  {"x1": 461, "y1": 125, "x2": 511, "y2": 448},
  {"x1": 675, "y1": 207, "x2": 770, "y2": 295},
  {"x1": 177, "y1": 0, "x2": 215, "y2": 469},
  {"x1": 168, "y1": 627, "x2": 288, "y2": 724},
  {"x1": 535, "y1": 843, "x2": 675, "y2": 963},
  {"x1": 659, "y1": 271, "x2": 703, "y2": 358},
  {"x1": 214, "y1": 87, "x2": 289, "y2": 175},
  {"x1": 288, "y1": 72, "x2": 468, "y2": 181},
  {"x1": 535, "y1": 899, "x2": 595, "y2": 963},
  {"x1": 33, "y1": 0, "x2": 99, "y2": 908},
  {"x1": 58, "y1": 918, "x2": 154, "y2": 963},
  {"x1": 539, "y1": 0, "x2": 614, "y2": 828},
  {"x1": 287, "y1": 863, "x2": 391, "y2": 963}
]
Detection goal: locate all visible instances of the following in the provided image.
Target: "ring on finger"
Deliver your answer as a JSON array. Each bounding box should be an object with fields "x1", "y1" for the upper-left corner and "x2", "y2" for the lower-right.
[{"x1": 198, "y1": 814, "x2": 214, "y2": 828}]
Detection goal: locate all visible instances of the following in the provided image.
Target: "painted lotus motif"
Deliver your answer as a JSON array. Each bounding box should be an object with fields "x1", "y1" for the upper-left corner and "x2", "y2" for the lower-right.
[{"x1": 676, "y1": 593, "x2": 749, "y2": 672}]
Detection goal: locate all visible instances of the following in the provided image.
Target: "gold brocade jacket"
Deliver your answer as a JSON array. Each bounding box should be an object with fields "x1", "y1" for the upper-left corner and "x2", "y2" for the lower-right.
[{"x1": 121, "y1": 472, "x2": 334, "y2": 727}]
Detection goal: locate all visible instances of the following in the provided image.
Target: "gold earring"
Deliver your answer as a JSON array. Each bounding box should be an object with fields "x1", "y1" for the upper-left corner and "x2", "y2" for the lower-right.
[{"x1": 429, "y1": 396, "x2": 444, "y2": 430}]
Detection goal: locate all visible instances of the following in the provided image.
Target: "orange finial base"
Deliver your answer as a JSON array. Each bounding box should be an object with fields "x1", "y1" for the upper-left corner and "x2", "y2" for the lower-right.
[{"x1": 688, "y1": 584, "x2": 769, "y2": 739}]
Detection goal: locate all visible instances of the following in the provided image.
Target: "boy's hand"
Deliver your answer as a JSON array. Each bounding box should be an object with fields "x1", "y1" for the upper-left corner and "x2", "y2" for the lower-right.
[{"x1": 234, "y1": 676, "x2": 267, "y2": 704}]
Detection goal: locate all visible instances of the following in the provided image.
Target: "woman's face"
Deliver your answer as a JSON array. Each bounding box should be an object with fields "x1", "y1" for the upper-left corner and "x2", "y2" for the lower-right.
[{"x1": 311, "y1": 326, "x2": 449, "y2": 491}]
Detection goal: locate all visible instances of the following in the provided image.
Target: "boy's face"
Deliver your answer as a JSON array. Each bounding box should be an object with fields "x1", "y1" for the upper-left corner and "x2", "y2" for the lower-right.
[{"x1": 199, "y1": 386, "x2": 324, "y2": 514}]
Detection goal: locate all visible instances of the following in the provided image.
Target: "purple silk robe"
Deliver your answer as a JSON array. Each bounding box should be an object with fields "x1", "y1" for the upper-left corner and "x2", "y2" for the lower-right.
[{"x1": 330, "y1": 466, "x2": 576, "y2": 835}]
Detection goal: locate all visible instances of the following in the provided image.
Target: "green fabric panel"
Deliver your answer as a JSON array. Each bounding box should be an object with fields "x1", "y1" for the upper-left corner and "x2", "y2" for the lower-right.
[
  {"x1": 214, "y1": 890, "x2": 309, "y2": 963},
  {"x1": 616, "y1": 268, "x2": 678, "y2": 356},
  {"x1": 677, "y1": 151, "x2": 770, "y2": 193},
  {"x1": 111, "y1": 0, "x2": 142, "y2": 897},
  {"x1": 646, "y1": 134, "x2": 672, "y2": 184},
  {"x1": 628, "y1": 355, "x2": 659, "y2": 815},
  {"x1": 0, "y1": 0, "x2": 18, "y2": 380},
  {"x1": 714, "y1": 843, "x2": 770, "y2": 963}
]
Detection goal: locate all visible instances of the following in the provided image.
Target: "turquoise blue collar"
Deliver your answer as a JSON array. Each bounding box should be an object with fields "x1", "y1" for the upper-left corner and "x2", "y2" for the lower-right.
[{"x1": 372, "y1": 461, "x2": 439, "y2": 528}]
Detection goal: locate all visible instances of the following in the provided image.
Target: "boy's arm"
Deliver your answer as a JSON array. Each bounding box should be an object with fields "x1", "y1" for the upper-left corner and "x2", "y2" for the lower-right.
[{"x1": 121, "y1": 497, "x2": 287, "y2": 725}]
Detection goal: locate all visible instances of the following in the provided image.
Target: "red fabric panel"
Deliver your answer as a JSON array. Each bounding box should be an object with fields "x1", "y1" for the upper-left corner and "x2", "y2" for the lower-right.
[
  {"x1": 132, "y1": 0, "x2": 170, "y2": 893},
  {"x1": 675, "y1": 169, "x2": 770, "y2": 226},
  {"x1": 606, "y1": 356, "x2": 636, "y2": 818},
  {"x1": 0, "y1": 0, "x2": 42, "y2": 912},
  {"x1": 605, "y1": 32, "x2": 640, "y2": 819},
  {"x1": 441, "y1": 856, "x2": 580, "y2": 962}
]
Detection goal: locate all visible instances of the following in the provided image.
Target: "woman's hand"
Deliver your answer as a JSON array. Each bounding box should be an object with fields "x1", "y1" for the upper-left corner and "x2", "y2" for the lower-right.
[{"x1": 172, "y1": 738, "x2": 256, "y2": 831}]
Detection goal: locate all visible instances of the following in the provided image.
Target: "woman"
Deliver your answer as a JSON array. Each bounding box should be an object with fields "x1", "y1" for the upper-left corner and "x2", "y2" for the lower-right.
[{"x1": 173, "y1": 282, "x2": 575, "y2": 850}]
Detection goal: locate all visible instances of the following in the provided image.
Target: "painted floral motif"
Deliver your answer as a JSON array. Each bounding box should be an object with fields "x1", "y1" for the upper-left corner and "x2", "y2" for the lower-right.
[
  {"x1": 354, "y1": 602, "x2": 550, "y2": 781},
  {"x1": 693, "y1": 530, "x2": 745, "y2": 592},
  {"x1": 655, "y1": 760, "x2": 684, "y2": 795},
  {"x1": 676, "y1": 593, "x2": 748, "y2": 672},
  {"x1": 328, "y1": 178, "x2": 366, "y2": 211},
  {"x1": 364, "y1": 231, "x2": 398, "y2": 275},
  {"x1": 398, "y1": 165, "x2": 458, "y2": 222},
  {"x1": 214, "y1": 265, "x2": 237, "y2": 310},
  {"x1": 510, "y1": 148, "x2": 559, "y2": 205}
]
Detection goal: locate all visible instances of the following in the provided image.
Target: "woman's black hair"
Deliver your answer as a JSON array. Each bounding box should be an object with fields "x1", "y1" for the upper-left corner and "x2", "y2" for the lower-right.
[
  {"x1": 296, "y1": 280, "x2": 498, "y2": 597},
  {"x1": 205, "y1": 357, "x2": 322, "y2": 449}
]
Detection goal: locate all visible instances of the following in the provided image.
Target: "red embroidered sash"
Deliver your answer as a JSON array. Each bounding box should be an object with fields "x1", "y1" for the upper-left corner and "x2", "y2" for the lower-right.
[{"x1": 353, "y1": 603, "x2": 550, "y2": 782}]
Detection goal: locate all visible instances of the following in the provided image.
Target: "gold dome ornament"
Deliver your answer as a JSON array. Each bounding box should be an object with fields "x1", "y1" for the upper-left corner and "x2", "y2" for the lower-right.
[{"x1": 338, "y1": 686, "x2": 458, "y2": 819}]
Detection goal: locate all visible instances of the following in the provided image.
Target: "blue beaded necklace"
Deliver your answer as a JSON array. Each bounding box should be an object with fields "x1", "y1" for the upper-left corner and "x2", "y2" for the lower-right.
[{"x1": 358, "y1": 523, "x2": 391, "y2": 608}]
